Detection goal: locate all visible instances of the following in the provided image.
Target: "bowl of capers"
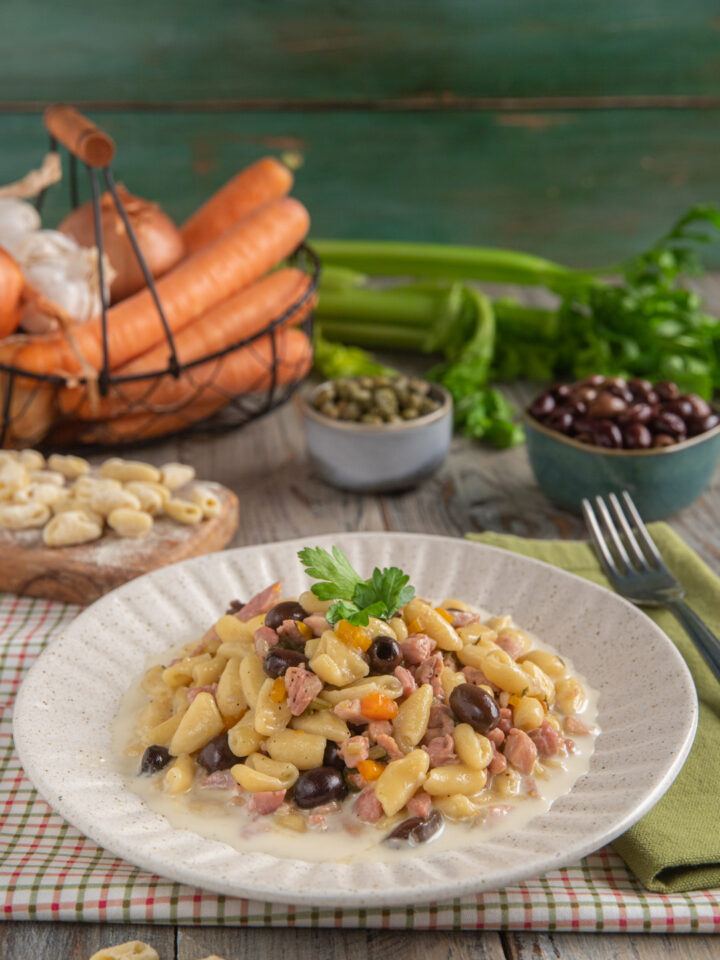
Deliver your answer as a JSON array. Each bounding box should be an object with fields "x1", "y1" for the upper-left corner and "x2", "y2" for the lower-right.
[{"x1": 301, "y1": 375, "x2": 453, "y2": 492}]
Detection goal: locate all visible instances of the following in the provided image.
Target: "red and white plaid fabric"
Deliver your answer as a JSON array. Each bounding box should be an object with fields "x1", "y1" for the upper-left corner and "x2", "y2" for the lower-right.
[{"x1": 2, "y1": 594, "x2": 719, "y2": 931}]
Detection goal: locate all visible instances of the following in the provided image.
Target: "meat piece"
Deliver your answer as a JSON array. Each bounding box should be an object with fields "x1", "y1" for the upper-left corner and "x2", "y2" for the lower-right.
[
  {"x1": 284, "y1": 665, "x2": 323, "y2": 716},
  {"x1": 406, "y1": 791, "x2": 433, "y2": 819},
  {"x1": 247, "y1": 789, "x2": 287, "y2": 815},
  {"x1": 503, "y1": 728, "x2": 538, "y2": 775},
  {"x1": 422, "y1": 702, "x2": 456, "y2": 744},
  {"x1": 462, "y1": 665, "x2": 500, "y2": 693},
  {"x1": 488, "y1": 751, "x2": 507, "y2": 775},
  {"x1": 522, "y1": 777, "x2": 539, "y2": 798},
  {"x1": 367, "y1": 720, "x2": 393, "y2": 741},
  {"x1": 565, "y1": 738, "x2": 576, "y2": 754},
  {"x1": 187, "y1": 683, "x2": 217, "y2": 703},
  {"x1": 375, "y1": 732, "x2": 404, "y2": 761},
  {"x1": 277, "y1": 619, "x2": 306, "y2": 644},
  {"x1": 498, "y1": 707, "x2": 513, "y2": 735},
  {"x1": 236, "y1": 582, "x2": 282, "y2": 622},
  {"x1": 564, "y1": 715, "x2": 592, "y2": 736},
  {"x1": 339, "y1": 735, "x2": 370, "y2": 768},
  {"x1": 450, "y1": 610, "x2": 481, "y2": 628},
  {"x1": 193, "y1": 629, "x2": 217, "y2": 655},
  {"x1": 529, "y1": 719, "x2": 565, "y2": 758},
  {"x1": 303, "y1": 613, "x2": 330, "y2": 636},
  {"x1": 424, "y1": 734, "x2": 457, "y2": 768},
  {"x1": 414, "y1": 652, "x2": 444, "y2": 697},
  {"x1": 254, "y1": 625, "x2": 279, "y2": 658},
  {"x1": 307, "y1": 801, "x2": 341, "y2": 830},
  {"x1": 400, "y1": 633, "x2": 437, "y2": 665},
  {"x1": 354, "y1": 788, "x2": 383, "y2": 823},
  {"x1": 495, "y1": 631, "x2": 525, "y2": 660},
  {"x1": 487, "y1": 727, "x2": 505, "y2": 747},
  {"x1": 200, "y1": 769, "x2": 236, "y2": 789},
  {"x1": 394, "y1": 664, "x2": 417, "y2": 698},
  {"x1": 334, "y1": 698, "x2": 367, "y2": 725}
]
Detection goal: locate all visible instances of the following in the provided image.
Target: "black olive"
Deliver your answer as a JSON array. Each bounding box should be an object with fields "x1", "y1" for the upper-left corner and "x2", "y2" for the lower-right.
[
  {"x1": 323, "y1": 740, "x2": 346, "y2": 770},
  {"x1": 265, "y1": 601, "x2": 308, "y2": 631},
  {"x1": 196, "y1": 732, "x2": 237, "y2": 772},
  {"x1": 139, "y1": 744, "x2": 171, "y2": 775},
  {"x1": 263, "y1": 647, "x2": 307, "y2": 678},
  {"x1": 225, "y1": 599, "x2": 245, "y2": 615},
  {"x1": 650, "y1": 411, "x2": 686, "y2": 439},
  {"x1": 449, "y1": 683, "x2": 501, "y2": 734},
  {"x1": 367, "y1": 635, "x2": 403, "y2": 674},
  {"x1": 528, "y1": 392, "x2": 555, "y2": 419},
  {"x1": 687, "y1": 412, "x2": 720, "y2": 436},
  {"x1": 655, "y1": 380, "x2": 680, "y2": 401},
  {"x1": 384, "y1": 810, "x2": 445, "y2": 846},
  {"x1": 623, "y1": 422, "x2": 653, "y2": 449},
  {"x1": 293, "y1": 766, "x2": 348, "y2": 809}
]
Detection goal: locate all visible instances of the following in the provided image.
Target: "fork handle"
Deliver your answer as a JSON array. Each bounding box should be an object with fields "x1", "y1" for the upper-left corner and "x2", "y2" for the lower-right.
[{"x1": 667, "y1": 600, "x2": 720, "y2": 684}]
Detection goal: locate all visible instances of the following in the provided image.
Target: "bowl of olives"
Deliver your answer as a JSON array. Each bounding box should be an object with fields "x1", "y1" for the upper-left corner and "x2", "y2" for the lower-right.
[
  {"x1": 301, "y1": 375, "x2": 453, "y2": 492},
  {"x1": 525, "y1": 376, "x2": 720, "y2": 520}
]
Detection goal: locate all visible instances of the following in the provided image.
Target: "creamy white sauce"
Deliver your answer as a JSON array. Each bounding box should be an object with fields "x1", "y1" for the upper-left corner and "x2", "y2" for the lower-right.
[{"x1": 111, "y1": 610, "x2": 599, "y2": 864}]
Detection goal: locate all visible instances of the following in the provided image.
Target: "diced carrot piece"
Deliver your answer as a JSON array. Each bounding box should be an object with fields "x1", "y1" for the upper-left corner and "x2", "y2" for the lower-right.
[
  {"x1": 357, "y1": 759, "x2": 385, "y2": 781},
  {"x1": 360, "y1": 692, "x2": 399, "y2": 721},
  {"x1": 434, "y1": 607, "x2": 454, "y2": 623},
  {"x1": 297, "y1": 621, "x2": 313, "y2": 639},
  {"x1": 336, "y1": 619, "x2": 372, "y2": 651},
  {"x1": 270, "y1": 677, "x2": 287, "y2": 702}
]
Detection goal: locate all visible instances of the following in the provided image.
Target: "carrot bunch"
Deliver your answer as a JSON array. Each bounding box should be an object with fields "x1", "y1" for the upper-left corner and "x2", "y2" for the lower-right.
[{"x1": 2, "y1": 157, "x2": 314, "y2": 447}]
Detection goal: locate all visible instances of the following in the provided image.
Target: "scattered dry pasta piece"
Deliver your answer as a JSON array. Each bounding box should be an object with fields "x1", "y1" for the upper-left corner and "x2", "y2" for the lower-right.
[
  {"x1": 125, "y1": 481, "x2": 166, "y2": 515},
  {"x1": 190, "y1": 484, "x2": 221, "y2": 518},
  {"x1": 90, "y1": 487, "x2": 142, "y2": 516},
  {"x1": 161, "y1": 461, "x2": 196, "y2": 490},
  {"x1": 17, "y1": 449, "x2": 45, "y2": 471},
  {"x1": 43, "y1": 510, "x2": 102, "y2": 546},
  {"x1": 100, "y1": 457, "x2": 161, "y2": 484},
  {"x1": 0, "y1": 501, "x2": 50, "y2": 529},
  {"x1": 47, "y1": 452, "x2": 91, "y2": 478},
  {"x1": 89, "y1": 940, "x2": 159, "y2": 960},
  {"x1": 165, "y1": 497, "x2": 203, "y2": 525},
  {"x1": 108, "y1": 507, "x2": 154, "y2": 538}
]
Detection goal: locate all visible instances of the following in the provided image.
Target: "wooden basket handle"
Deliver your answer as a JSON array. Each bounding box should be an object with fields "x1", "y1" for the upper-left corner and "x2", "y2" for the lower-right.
[{"x1": 43, "y1": 105, "x2": 115, "y2": 168}]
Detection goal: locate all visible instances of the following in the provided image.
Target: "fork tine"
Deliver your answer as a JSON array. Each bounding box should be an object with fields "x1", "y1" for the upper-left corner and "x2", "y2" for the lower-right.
[
  {"x1": 594, "y1": 495, "x2": 632, "y2": 572},
  {"x1": 581, "y1": 498, "x2": 620, "y2": 579},
  {"x1": 621, "y1": 491, "x2": 663, "y2": 567},
  {"x1": 608, "y1": 492, "x2": 647, "y2": 569}
]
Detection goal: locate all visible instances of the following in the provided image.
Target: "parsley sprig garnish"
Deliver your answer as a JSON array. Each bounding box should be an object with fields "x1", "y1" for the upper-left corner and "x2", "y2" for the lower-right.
[{"x1": 297, "y1": 546, "x2": 415, "y2": 626}]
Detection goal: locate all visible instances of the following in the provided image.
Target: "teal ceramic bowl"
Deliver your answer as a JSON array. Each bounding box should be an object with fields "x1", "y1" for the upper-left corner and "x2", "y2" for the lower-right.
[{"x1": 525, "y1": 412, "x2": 720, "y2": 520}]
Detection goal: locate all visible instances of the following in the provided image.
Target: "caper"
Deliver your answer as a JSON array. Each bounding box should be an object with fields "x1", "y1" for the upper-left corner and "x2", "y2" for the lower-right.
[
  {"x1": 361, "y1": 413, "x2": 383, "y2": 424},
  {"x1": 402, "y1": 408, "x2": 419, "y2": 420},
  {"x1": 374, "y1": 387, "x2": 399, "y2": 414},
  {"x1": 320, "y1": 403, "x2": 341, "y2": 419},
  {"x1": 339, "y1": 401, "x2": 361, "y2": 420}
]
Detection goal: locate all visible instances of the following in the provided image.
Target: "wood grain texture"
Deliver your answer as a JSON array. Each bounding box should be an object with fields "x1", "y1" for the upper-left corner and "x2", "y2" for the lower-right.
[
  {"x1": 3, "y1": 109, "x2": 720, "y2": 268},
  {"x1": 0, "y1": 484, "x2": 238, "y2": 605},
  {"x1": 1, "y1": 1, "x2": 720, "y2": 101},
  {"x1": 504, "y1": 932, "x2": 720, "y2": 958},
  {"x1": 0, "y1": 921, "x2": 174, "y2": 960}
]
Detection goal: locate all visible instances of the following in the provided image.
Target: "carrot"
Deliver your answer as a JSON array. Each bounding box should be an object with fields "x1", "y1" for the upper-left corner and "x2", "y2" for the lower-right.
[
  {"x1": 60, "y1": 326, "x2": 312, "y2": 423},
  {"x1": 59, "y1": 267, "x2": 314, "y2": 419},
  {"x1": 181, "y1": 158, "x2": 293, "y2": 254},
  {"x1": 360, "y1": 693, "x2": 399, "y2": 721},
  {"x1": 14, "y1": 197, "x2": 310, "y2": 379}
]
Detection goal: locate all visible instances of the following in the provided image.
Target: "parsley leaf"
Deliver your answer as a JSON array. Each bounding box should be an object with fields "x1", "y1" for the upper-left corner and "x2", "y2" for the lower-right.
[
  {"x1": 297, "y1": 545, "x2": 362, "y2": 601},
  {"x1": 297, "y1": 547, "x2": 416, "y2": 626},
  {"x1": 353, "y1": 566, "x2": 415, "y2": 616}
]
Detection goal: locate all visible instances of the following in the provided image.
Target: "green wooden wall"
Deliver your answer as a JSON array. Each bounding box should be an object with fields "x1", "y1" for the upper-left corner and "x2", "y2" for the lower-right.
[{"x1": 1, "y1": 1, "x2": 719, "y2": 267}]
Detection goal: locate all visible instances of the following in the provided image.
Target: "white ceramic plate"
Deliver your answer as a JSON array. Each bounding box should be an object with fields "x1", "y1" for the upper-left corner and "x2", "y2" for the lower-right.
[{"x1": 13, "y1": 532, "x2": 697, "y2": 907}]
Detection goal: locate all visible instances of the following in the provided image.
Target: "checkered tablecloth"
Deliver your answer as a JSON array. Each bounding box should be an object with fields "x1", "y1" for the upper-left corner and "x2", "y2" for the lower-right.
[{"x1": 2, "y1": 594, "x2": 719, "y2": 932}]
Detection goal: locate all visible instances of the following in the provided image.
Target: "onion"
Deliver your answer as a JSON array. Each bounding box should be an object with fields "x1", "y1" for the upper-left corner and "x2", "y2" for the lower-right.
[
  {"x1": 59, "y1": 185, "x2": 184, "y2": 302},
  {"x1": 0, "y1": 247, "x2": 23, "y2": 338}
]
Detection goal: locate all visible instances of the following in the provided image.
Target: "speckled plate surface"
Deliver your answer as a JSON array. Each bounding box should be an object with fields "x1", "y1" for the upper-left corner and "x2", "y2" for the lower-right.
[{"x1": 13, "y1": 532, "x2": 697, "y2": 907}]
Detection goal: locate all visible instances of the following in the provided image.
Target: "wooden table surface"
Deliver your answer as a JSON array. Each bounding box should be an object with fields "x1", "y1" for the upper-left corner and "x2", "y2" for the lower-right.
[{"x1": 3, "y1": 384, "x2": 718, "y2": 959}]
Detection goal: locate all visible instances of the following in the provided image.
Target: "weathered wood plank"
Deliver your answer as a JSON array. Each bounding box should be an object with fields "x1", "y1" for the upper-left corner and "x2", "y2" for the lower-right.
[
  {"x1": 177, "y1": 928, "x2": 507, "y2": 960},
  {"x1": 1, "y1": 1, "x2": 720, "y2": 101},
  {"x1": 3, "y1": 109, "x2": 720, "y2": 268},
  {"x1": 505, "y1": 931, "x2": 720, "y2": 958},
  {"x1": 0, "y1": 922, "x2": 175, "y2": 960}
]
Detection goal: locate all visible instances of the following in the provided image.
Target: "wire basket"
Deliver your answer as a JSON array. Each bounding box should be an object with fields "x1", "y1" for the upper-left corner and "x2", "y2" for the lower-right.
[{"x1": 0, "y1": 106, "x2": 319, "y2": 451}]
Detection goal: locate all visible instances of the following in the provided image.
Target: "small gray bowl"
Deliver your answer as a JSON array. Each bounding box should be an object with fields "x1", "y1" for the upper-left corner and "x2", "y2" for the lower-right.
[{"x1": 301, "y1": 381, "x2": 453, "y2": 492}]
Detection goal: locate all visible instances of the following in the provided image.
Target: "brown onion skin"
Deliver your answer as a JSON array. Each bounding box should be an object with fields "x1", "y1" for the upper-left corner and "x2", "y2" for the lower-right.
[{"x1": 59, "y1": 185, "x2": 185, "y2": 302}]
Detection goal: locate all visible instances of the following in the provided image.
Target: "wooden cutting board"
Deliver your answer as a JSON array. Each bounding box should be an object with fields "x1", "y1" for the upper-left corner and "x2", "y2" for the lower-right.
[{"x1": 0, "y1": 482, "x2": 239, "y2": 606}]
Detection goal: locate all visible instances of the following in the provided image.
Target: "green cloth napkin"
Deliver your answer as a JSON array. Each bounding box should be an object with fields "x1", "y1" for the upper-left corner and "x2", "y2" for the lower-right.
[{"x1": 467, "y1": 523, "x2": 720, "y2": 894}]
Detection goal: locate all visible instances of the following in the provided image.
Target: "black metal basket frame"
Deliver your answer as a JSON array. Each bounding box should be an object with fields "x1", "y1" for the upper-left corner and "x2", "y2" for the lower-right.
[{"x1": 0, "y1": 126, "x2": 319, "y2": 448}]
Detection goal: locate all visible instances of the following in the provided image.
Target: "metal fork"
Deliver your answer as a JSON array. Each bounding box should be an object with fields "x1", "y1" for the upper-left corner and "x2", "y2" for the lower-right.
[{"x1": 582, "y1": 491, "x2": 720, "y2": 683}]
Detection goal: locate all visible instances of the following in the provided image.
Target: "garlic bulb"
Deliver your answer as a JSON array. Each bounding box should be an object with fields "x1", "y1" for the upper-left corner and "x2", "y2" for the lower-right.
[
  {"x1": 15, "y1": 229, "x2": 114, "y2": 330},
  {"x1": 0, "y1": 198, "x2": 41, "y2": 258}
]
